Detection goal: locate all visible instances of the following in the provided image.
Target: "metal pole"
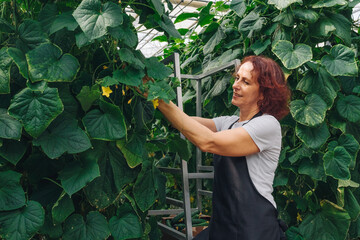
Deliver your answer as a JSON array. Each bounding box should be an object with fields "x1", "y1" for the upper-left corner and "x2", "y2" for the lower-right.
[
  {"x1": 174, "y1": 52, "x2": 193, "y2": 239},
  {"x1": 195, "y1": 79, "x2": 203, "y2": 212}
]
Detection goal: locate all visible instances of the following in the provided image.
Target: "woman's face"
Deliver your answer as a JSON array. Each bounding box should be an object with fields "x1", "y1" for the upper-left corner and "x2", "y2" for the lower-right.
[{"x1": 231, "y1": 62, "x2": 262, "y2": 109}]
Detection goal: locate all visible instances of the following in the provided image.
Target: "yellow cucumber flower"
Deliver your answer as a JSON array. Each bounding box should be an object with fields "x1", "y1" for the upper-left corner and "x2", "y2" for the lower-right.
[
  {"x1": 152, "y1": 99, "x2": 159, "y2": 109},
  {"x1": 101, "y1": 86, "x2": 112, "y2": 97}
]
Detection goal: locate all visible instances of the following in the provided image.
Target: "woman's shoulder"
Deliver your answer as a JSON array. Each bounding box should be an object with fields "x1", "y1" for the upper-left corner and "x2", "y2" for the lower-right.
[
  {"x1": 212, "y1": 115, "x2": 239, "y2": 131},
  {"x1": 246, "y1": 114, "x2": 281, "y2": 133}
]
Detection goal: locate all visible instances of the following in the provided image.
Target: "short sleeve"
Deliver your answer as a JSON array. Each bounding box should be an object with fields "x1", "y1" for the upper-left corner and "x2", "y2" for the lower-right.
[
  {"x1": 212, "y1": 116, "x2": 238, "y2": 132},
  {"x1": 242, "y1": 115, "x2": 281, "y2": 152}
]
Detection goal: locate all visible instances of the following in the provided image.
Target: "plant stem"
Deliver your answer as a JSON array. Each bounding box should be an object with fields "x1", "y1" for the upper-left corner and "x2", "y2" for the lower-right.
[
  {"x1": 43, "y1": 177, "x2": 64, "y2": 189},
  {"x1": 100, "y1": 41, "x2": 112, "y2": 63},
  {"x1": 12, "y1": 0, "x2": 17, "y2": 31}
]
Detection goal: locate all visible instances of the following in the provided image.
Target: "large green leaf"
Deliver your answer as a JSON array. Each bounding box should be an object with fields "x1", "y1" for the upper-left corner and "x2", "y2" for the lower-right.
[
  {"x1": 0, "y1": 171, "x2": 26, "y2": 211},
  {"x1": 205, "y1": 74, "x2": 230, "y2": 100},
  {"x1": 312, "y1": 0, "x2": 347, "y2": 8},
  {"x1": 325, "y1": 12, "x2": 351, "y2": 46},
  {"x1": 299, "y1": 200, "x2": 350, "y2": 240},
  {"x1": 296, "y1": 67, "x2": 339, "y2": 108},
  {"x1": 40, "y1": 210, "x2": 63, "y2": 239},
  {"x1": 293, "y1": 9, "x2": 319, "y2": 23},
  {"x1": 204, "y1": 48, "x2": 242, "y2": 72},
  {"x1": 0, "y1": 48, "x2": 12, "y2": 94},
  {"x1": 145, "y1": 57, "x2": 172, "y2": 80},
  {"x1": 251, "y1": 39, "x2": 271, "y2": 55},
  {"x1": 76, "y1": 85, "x2": 101, "y2": 112},
  {"x1": 238, "y1": 11, "x2": 265, "y2": 38},
  {"x1": 52, "y1": 191, "x2": 75, "y2": 224},
  {"x1": 113, "y1": 66, "x2": 145, "y2": 86},
  {"x1": 62, "y1": 212, "x2": 110, "y2": 240},
  {"x1": 273, "y1": 12, "x2": 294, "y2": 27},
  {"x1": 288, "y1": 144, "x2": 314, "y2": 164},
  {"x1": 118, "y1": 48, "x2": 145, "y2": 69},
  {"x1": 33, "y1": 116, "x2": 91, "y2": 159},
  {"x1": 198, "y1": 2, "x2": 214, "y2": 27},
  {"x1": 82, "y1": 100, "x2": 126, "y2": 141},
  {"x1": 230, "y1": 0, "x2": 246, "y2": 17},
  {"x1": 175, "y1": 12, "x2": 199, "y2": 23},
  {"x1": 0, "y1": 108, "x2": 22, "y2": 140},
  {"x1": 133, "y1": 161, "x2": 157, "y2": 212},
  {"x1": 323, "y1": 146, "x2": 351, "y2": 180},
  {"x1": 73, "y1": 0, "x2": 123, "y2": 40},
  {"x1": 58, "y1": 152, "x2": 100, "y2": 196},
  {"x1": 7, "y1": 47, "x2": 29, "y2": 79},
  {"x1": 203, "y1": 25, "x2": 226, "y2": 55},
  {"x1": 321, "y1": 44, "x2": 358, "y2": 76},
  {"x1": 158, "y1": 15, "x2": 182, "y2": 38},
  {"x1": 38, "y1": 3, "x2": 57, "y2": 33},
  {"x1": 49, "y1": 11, "x2": 79, "y2": 35},
  {"x1": 16, "y1": 20, "x2": 49, "y2": 52},
  {"x1": 146, "y1": 81, "x2": 176, "y2": 103},
  {"x1": 26, "y1": 43, "x2": 80, "y2": 82},
  {"x1": 0, "y1": 201, "x2": 45, "y2": 240},
  {"x1": 0, "y1": 139, "x2": 27, "y2": 165},
  {"x1": 272, "y1": 40, "x2": 312, "y2": 69},
  {"x1": 109, "y1": 210, "x2": 142, "y2": 240},
  {"x1": 298, "y1": 154, "x2": 326, "y2": 181},
  {"x1": 75, "y1": 32, "x2": 93, "y2": 48},
  {"x1": 84, "y1": 142, "x2": 139, "y2": 209},
  {"x1": 336, "y1": 95, "x2": 360, "y2": 122},
  {"x1": 133, "y1": 97, "x2": 154, "y2": 129},
  {"x1": 344, "y1": 188, "x2": 360, "y2": 220},
  {"x1": 151, "y1": 0, "x2": 164, "y2": 16},
  {"x1": 117, "y1": 133, "x2": 146, "y2": 168},
  {"x1": 268, "y1": 0, "x2": 302, "y2": 9},
  {"x1": 108, "y1": 14, "x2": 138, "y2": 48},
  {"x1": 290, "y1": 94, "x2": 327, "y2": 127},
  {"x1": 338, "y1": 134, "x2": 359, "y2": 169},
  {"x1": 0, "y1": 18, "x2": 14, "y2": 33},
  {"x1": 309, "y1": 17, "x2": 335, "y2": 38},
  {"x1": 8, "y1": 86, "x2": 64, "y2": 138},
  {"x1": 296, "y1": 122, "x2": 330, "y2": 149}
]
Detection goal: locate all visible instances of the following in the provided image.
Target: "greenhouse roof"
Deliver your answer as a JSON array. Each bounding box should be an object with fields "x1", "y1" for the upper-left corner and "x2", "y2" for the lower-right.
[
  {"x1": 133, "y1": 0, "x2": 226, "y2": 57},
  {"x1": 134, "y1": 0, "x2": 360, "y2": 58}
]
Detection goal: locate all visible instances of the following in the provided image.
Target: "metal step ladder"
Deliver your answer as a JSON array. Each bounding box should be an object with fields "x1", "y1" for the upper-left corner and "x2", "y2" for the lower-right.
[{"x1": 147, "y1": 52, "x2": 240, "y2": 239}]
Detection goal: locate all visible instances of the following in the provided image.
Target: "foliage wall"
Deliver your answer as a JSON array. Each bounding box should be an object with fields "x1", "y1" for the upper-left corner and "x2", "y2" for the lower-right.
[
  {"x1": 161, "y1": 0, "x2": 360, "y2": 239},
  {"x1": 0, "y1": 0, "x2": 186, "y2": 239}
]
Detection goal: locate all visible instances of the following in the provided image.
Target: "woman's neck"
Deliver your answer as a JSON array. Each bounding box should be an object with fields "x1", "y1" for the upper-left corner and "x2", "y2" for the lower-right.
[{"x1": 238, "y1": 107, "x2": 260, "y2": 122}]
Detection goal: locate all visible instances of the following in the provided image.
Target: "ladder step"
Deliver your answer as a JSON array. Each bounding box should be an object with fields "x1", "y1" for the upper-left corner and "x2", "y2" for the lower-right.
[
  {"x1": 188, "y1": 172, "x2": 214, "y2": 179},
  {"x1": 148, "y1": 208, "x2": 199, "y2": 216},
  {"x1": 198, "y1": 189, "x2": 213, "y2": 197},
  {"x1": 157, "y1": 222, "x2": 186, "y2": 239},
  {"x1": 158, "y1": 167, "x2": 181, "y2": 174},
  {"x1": 197, "y1": 165, "x2": 214, "y2": 171},
  {"x1": 166, "y1": 197, "x2": 183, "y2": 207}
]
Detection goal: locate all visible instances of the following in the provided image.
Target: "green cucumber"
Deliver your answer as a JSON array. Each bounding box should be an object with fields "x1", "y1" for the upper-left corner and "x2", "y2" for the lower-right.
[
  {"x1": 192, "y1": 218, "x2": 207, "y2": 224},
  {"x1": 171, "y1": 211, "x2": 185, "y2": 225}
]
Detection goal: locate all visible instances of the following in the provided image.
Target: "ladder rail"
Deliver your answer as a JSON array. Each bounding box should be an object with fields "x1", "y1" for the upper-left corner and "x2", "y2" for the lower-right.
[{"x1": 148, "y1": 53, "x2": 240, "y2": 240}]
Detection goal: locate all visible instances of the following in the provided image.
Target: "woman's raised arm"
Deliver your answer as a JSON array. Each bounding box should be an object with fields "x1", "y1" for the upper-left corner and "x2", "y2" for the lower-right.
[
  {"x1": 158, "y1": 100, "x2": 259, "y2": 157},
  {"x1": 191, "y1": 117, "x2": 217, "y2": 132}
]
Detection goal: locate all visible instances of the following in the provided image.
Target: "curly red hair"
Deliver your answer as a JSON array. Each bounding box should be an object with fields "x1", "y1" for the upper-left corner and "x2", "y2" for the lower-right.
[{"x1": 239, "y1": 55, "x2": 291, "y2": 120}]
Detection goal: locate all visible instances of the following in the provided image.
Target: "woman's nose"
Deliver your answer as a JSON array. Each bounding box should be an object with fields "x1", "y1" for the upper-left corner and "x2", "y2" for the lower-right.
[{"x1": 233, "y1": 81, "x2": 240, "y2": 89}]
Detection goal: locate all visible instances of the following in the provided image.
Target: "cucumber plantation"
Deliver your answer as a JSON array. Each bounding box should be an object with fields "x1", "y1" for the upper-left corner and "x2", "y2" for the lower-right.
[{"x1": 0, "y1": 0, "x2": 360, "y2": 240}]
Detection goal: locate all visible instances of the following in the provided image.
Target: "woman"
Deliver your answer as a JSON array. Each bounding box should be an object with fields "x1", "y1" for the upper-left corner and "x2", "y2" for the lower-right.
[{"x1": 154, "y1": 55, "x2": 290, "y2": 239}]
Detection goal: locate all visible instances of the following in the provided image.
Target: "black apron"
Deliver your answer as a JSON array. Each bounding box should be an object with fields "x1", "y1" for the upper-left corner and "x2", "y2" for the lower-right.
[{"x1": 194, "y1": 112, "x2": 287, "y2": 240}]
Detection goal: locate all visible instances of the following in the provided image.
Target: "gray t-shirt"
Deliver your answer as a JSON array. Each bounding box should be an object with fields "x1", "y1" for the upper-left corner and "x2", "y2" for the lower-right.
[{"x1": 212, "y1": 114, "x2": 281, "y2": 208}]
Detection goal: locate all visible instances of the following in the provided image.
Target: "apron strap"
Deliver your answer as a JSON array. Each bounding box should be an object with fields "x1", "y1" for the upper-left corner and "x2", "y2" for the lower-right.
[{"x1": 228, "y1": 111, "x2": 263, "y2": 129}]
